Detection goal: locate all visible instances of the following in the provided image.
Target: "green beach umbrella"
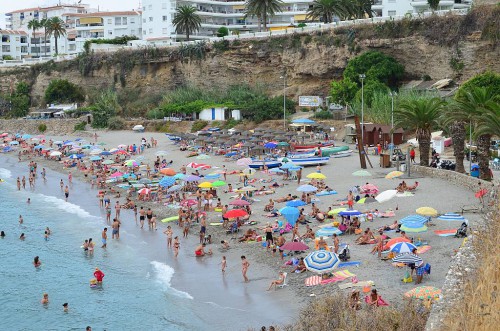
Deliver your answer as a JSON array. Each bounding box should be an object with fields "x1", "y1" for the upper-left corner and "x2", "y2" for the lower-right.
[
  {"x1": 212, "y1": 180, "x2": 227, "y2": 187},
  {"x1": 352, "y1": 170, "x2": 372, "y2": 177}
]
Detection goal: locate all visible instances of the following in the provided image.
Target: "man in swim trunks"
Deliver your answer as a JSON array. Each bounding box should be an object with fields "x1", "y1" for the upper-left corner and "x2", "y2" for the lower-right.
[
  {"x1": 112, "y1": 218, "x2": 120, "y2": 239},
  {"x1": 101, "y1": 228, "x2": 108, "y2": 248},
  {"x1": 139, "y1": 207, "x2": 145, "y2": 229},
  {"x1": 194, "y1": 243, "x2": 212, "y2": 257},
  {"x1": 146, "y1": 208, "x2": 153, "y2": 229},
  {"x1": 64, "y1": 185, "x2": 69, "y2": 201}
]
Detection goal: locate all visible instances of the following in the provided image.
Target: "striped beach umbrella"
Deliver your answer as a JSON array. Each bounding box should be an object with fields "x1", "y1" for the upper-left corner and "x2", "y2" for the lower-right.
[
  {"x1": 405, "y1": 286, "x2": 441, "y2": 300},
  {"x1": 385, "y1": 171, "x2": 404, "y2": 179},
  {"x1": 328, "y1": 208, "x2": 347, "y2": 215},
  {"x1": 304, "y1": 251, "x2": 340, "y2": 274},
  {"x1": 297, "y1": 184, "x2": 317, "y2": 192},
  {"x1": 159, "y1": 176, "x2": 176, "y2": 187},
  {"x1": 399, "y1": 215, "x2": 428, "y2": 224},
  {"x1": 338, "y1": 210, "x2": 362, "y2": 217},
  {"x1": 390, "y1": 242, "x2": 417, "y2": 254},
  {"x1": 392, "y1": 253, "x2": 423, "y2": 265},
  {"x1": 437, "y1": 213, "x2": 467, "y2": 222}
]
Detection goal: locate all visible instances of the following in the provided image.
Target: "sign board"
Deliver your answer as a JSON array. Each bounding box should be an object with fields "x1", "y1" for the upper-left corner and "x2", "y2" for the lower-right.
[{"x1": 299, "y1": 96, "x2": 321, "y2": 107}]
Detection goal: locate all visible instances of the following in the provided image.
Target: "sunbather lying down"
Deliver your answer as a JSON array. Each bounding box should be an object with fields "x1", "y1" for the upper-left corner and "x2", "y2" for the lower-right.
[
  {"x1": 377, "y1": 220, "x2": 399, "y2": 232},
  {"x1": 263, "y1": 210, "x2": 280, "y2": 218},
  {"x1": 275, "y1": 194, "x2": 294, "y2": 203},
  {"x1": 239, "y1": 229, "x2": 258, "y2": 242}
]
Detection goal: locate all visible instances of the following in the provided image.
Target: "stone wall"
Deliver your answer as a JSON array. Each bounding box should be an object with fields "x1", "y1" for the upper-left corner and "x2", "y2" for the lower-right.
[
  {"x1": 410, "y1": 164, "x2": 494, "y2": 191},
  {"x1": 0, "y1": 118, "x2": 85, "y2": 135}
]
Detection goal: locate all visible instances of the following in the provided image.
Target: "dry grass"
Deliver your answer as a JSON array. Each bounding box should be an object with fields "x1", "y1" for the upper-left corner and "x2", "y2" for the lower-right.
[{"x1": 441, "y1": 207, "x2": 500, "y2": 330}]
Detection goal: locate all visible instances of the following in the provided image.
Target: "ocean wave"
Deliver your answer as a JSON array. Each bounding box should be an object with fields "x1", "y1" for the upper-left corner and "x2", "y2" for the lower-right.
[
  {"x1": 39, "y1": 194, "x2": 100, "y2": 220},
  {"x1": 205, "y1": 301, "x2": 246, "y2": 312},
  {"x1": 150, "y1": 261, "x2": 193, "y2": 300},
  {"x1": 0, "y1": 168, "x2": 13, "y2": 179}
]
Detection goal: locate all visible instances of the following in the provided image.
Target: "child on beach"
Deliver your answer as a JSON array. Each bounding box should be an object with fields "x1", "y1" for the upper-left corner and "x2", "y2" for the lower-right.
[
  {"x1": 241, "y1": 256, "x2": 250, "y2": 283},
  {"x1": 221, "y1": 256, "x2": 227, "y2": 273}
]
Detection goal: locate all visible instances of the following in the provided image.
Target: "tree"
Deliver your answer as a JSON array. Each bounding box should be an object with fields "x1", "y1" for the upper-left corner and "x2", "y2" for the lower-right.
[
  {"x1": 353, "y1": 80, "x2": 388, "y2": 108},
  {"x1": 39, "y1": 18, "x2": 49, "y2": 57},
  {"x1": 27, "y1": 19, "x2": 41, "y2": 58},
  {"x1": 306, "y1": 0, "x2": 350, "y2": 23},
  {"x1": 45, "y1": 79, "x2": 85, "y2": 104},
  {"x1": 172, "y1": 5, "x2": 202, "y2": 41},
  {"x1": 45, "y1": 17, "x2": 66, "y2": 55},
  {"x1": 395, "y1": 98, "x2": 445, "y2": 166},
  {"x1": 91, "y1": 90, "x2": 120, "y2": 128},
  {"x1": 330, "y1": 79, "x2": 358, "y2": 106},
  {"x1": 245, "y1": 0, "x2": 284, "y2": 32},
  {"x1": 349, "y1": 0, "x2": 374, "y2": 19},
  {"x1": 216, "y1": 27, "x2": 229, "y2": 37},
  {"x1": 457, "y1": 71, "x2": 500, "y2": 100},
  {"x1": 427, "y1": 0, "x2": 440, "y2": 11},
  {"x1": 9, "y1": 82, "x2": 31, "y2": 118}
]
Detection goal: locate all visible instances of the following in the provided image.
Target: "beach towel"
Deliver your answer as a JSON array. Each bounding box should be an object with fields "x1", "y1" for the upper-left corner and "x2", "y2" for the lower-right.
[
  {"x1": 320, "y1": 270, "x2": 356, "y2": 285},
  {"x1": 338, "y1": 261, "x2": 361, "y2": 268},
  {"x1": 334, "y1": 270, "x2": 356, "y2": 278},
  {"x1": 305, "y1": 276, "x2": 322, "y2": 287},
  {"x1": 417, "y1": 245, "x2": 431, "y2": 254},
  {"x1": 434, "y1": 229, "x2": 457, "y2": 237},
  {"x1": 338, "y1": 281, "x2": 375, "y2": 290}
]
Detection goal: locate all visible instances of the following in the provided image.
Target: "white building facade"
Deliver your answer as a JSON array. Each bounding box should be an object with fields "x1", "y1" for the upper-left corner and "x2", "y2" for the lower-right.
[{"x1": 0, "y1": 30, "x2": 29, "y2": 60}]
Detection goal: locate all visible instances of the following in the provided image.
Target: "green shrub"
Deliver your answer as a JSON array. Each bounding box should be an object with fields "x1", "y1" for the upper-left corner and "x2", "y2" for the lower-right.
[
  {"x1": 223, "y1": 118, "x2": 240, "y2": 129},
  {"x1": 456, "y1": 71, "x2": 500, "y2": 100},
  {"x1": 191, "y1": 120, "x2": 208, "y2": 132},
  {"x1": 74, "y1": 121, "x2": 86, "y2": 131},
  {"x1": 38, "y1": 123, "x2": 47, "y2": 132},
  {"x1": 154, "y1": 122, "x2": 171, "y2": 132},
  {"x1": 343, "y1": 51, "x2": 405, "y2": 88},
  {"x1": 107, "y1": 116, "x2": 126, "y2": 130},
  {"x1": 314, "y1": 111, "x2": 333, "y2": 119},
  {"x1": 91, "y1": 90, "x2": 120, "y2": 128},
  {"x1": 301, "y1": 107, "x2": 310, "y2": 112},
  {"x1": 45, "y1": 79, "x2": 85, "y2": 104},
  {"x1": 216, "y1": 27, "x2": 229, "y2": 37},
  {"x1": 2, "y1": 55, "x2": 14, "y2": 60}
]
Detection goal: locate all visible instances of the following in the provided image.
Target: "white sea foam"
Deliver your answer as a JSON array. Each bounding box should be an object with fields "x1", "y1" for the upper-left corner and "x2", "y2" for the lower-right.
[
  {"x1": 39, "y1": 194, "x2": 100, "y2": 220},
  {"x1": 205, "y1": 301, "x2": 246, "y2": 312},
  {"x1": 0, "y1": 168, "x2": 13, "y2": 179},
  {"x1": 151, "y1": 261, "x2": 193, "y2": 300}
]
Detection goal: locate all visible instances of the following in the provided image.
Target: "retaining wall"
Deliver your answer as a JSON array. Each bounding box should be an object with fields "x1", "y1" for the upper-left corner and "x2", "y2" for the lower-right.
[{"x1": 0, "y1": 118, "x2": 85, "y2": 135}]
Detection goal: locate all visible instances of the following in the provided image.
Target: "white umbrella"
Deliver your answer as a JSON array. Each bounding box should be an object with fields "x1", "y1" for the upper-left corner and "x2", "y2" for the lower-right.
[
  {"x1": 375, "y1": 189, "x2": 398, "y2": 203},
  {"x1": 49, "y1": 151, "x2": 62, "y2": 157}
]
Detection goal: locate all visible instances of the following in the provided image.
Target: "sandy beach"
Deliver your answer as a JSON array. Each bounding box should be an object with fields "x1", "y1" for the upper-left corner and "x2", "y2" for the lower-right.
[{"x1": 2, "y1": 127, "x2": 487, "y2": 328}]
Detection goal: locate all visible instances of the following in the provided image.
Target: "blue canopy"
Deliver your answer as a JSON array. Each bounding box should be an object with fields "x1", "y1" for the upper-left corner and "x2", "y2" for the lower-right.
[
  {"x1": 292, "y1": 118, "x2": 315, "y2": 124},
  {"x1": 286, "y1": 200, "x2": 307, "y2": 207},
  {"x1": 279, "y1": 206, "x2": 300, "y2": 226}
]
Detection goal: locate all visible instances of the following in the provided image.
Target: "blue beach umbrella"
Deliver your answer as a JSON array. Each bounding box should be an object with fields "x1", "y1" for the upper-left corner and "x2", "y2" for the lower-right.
[
  {"x1": 281, "y1": 162, "x2": 301, "y2": 170},
  {"x1": 279, "y1": 206, "x2": 300, "y2": 226},
  {"x1": 184, "y1": 175, "x2": 201, "y2": 182},
  {"x1": 269, "y1": 168, "x2": 284, "y2": 174},
  {"x1": 34, "y1": 145, "x2": 45, "y2": 150},
  {"x1": 167, "y1": 185, "x2": 183, "y2": 193},
  {"x1": 9, "y1": 141, "x2": 19, "y2": 145},
  {"x1": 264, "y1": 142, "x2": 277, "y2": 149},
  {"x1": 390, "y1": 242, "x2": 417, "y2": 254},
  {"x1": 159, "y1": 176, "x2": 176, "y2": 187},
  {"x1": 304, "y1": 250, "x2": 340, "y2": 274},
  {"x1": 392, "y1": 253, "x2": 423, "y2": 265},
  {"x1": 204, "y1": 173, "x2": 220, "y2": 180},
  {"x1": 22, "y1": 134, "x2": 32, "y2": 140},
  {"x1": 400, "y1": 221, "x2": 428, "y2": 233},
  {"x1": 69, "y1": 154, "x2": 81, "y2": 159},
  {"x1": 399, "y1": 215, "x2": 428, "y2": 224},
  {"x1": 122, "y1": 173, "x2": 137, "y2": 179},
  {"x1": 286, "y1": 200, "x2": 307, "y2": 207},
  {"x1": 297, "y1": 184, "x2": 317, "y2": 192},
  {"x1": 173, "y1": 173, "x2": 186, "y2": 180},
  {"x1": 3, "y1": 146, "x2": 12, "y2": 152},
  {"x1": 316, "y1": 227, "x2": 342, "y2": 237},
  {"x1": 437, "y1": 213, "x2": 467, "y2": 222},
  {"x1": 338, "y1": 210, "x2": 362, "y2": 217},
  {"x1": 90, "y1": 156, "x2": 101, "y2": 161},
  {"x1": 100, "y1": 151, "x2": 112, "y2": 156}
]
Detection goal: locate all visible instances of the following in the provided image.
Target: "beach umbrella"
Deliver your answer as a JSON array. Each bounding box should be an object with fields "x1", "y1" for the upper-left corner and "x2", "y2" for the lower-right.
[
  {"x1": 9, "y1": 141, "x2": 19, "y2": 145},
  {"x1": 264, "y1": 142, "x2": 277, "y2": 149},
  {"x1": 304, "y1": 251, "x2": 340, "y2": 274},
  {"x1": 306, "y1": 173, "x2": 326, "y2": 180},
  {"x1": 159, "y1": 176, "x2": 176, "y2": 187},
  {"x1": 269, "y1": 168, "x2": 285, "y2": 174},
  {"x1": 68, "y1": 154, "x2": 81, "y2": 159},
  {"x1": 400, "y1": 221, "x2": 428, "y2": 233},
  {"x1": 63, "y1": 141, "x2": 73, "y2": 146},
  {"x1": 416, "y1": 207, "x2": 438, "y2": 217},
  {"x1": 102, "y1": 160, "x2": 114, "y2": 165},
  {"x1": 125, "y1": 160, "x2": 139, "y2": 167},
  {"x1": 328, "y1": 208, "x2": 347, "y2": 215},
  {"x1": 198, "y1": 181, "x2": 213, "y2": 189},
  {"x1": 286, "y1": 200, "x2": 307, "y2": 207},
  {"x1": 229, "y1": 199, "x2": 250, "y2": 206},
  {"x1": 156, "y1": 151, "x2": 169, "y2": 156},
  {"x1": 180, "y1": 199, "x2": 197, "y2": 207},
  {"x1": 167, "y1": 185, "x2": 183, "y2": 193},
  {"x1": 49, "y1": 151, "x2": 62, "y2": 156},
  {"x1": 316, "y1": 227, "x2": 342, "y2": 237},
  {"x1": 138, "y1": 188, "x2": 151, "y2": 195},
  {"x1": 211, "y1": 180, "x2": 227, "y2": 187},
  {"x1": 122, "y1": 173, "x2": 137, "y2": 179},
  {"x1": 115, "y1": 149, "x2": 129, "y2": 155},
  {"x1": 34, "y1": 145, "x2": 45, "y2": 150},
  {"x1": 392, "y1": 253, "x2": 423, "y2": 265},
  {"x1": 278, "y1": 142, "x2": 289, "y2": 147},
  {"x1": 399, "y1": 215, "x2": 428, "y2": 224},
  {"x1": 100, "y1": 151, "x2": 112, "y2": 156},
  {"x1": 338, "y1": 210, "x2": 362, "y2": 217},
  {"x1": 204, "y1": 173, "x2": 221, "y2": 180},
  {"x1": 280, "y1": 242, "x2": 309, "y2": 251},
  {"x1": 53, "y1": 140, "x2": 63, "y2": 145},
  {"x1": 184, "y1": 175, "x2": 201, "y2": 182},
  {"x1": 89, "y1": 149, "x2": 102, "y2": 155},
  {"x1": 352, "y1": 170, "x2": 371, "y2": 177},
  {"x1": 90, "y1": 156, "x2": 102, "y2": 161},
  {"x1": 292, "y1": 118, "x2": 315, "y2": 124},
  {"x1": 138, "y1": 178, "x2": 152, "y2": 184},
  {"x1": 390, "y1": 242, "x2": 417, "y2": 254},
  {"x1": 297, "y1": 184, "x2": 317, "y2": 192},
  {"x1": 236, "y1": 158, "x2": 253, "y2": 166},
  {"x1": 173, "y1": 173, "x2": 186, "y2": 180},
  {"x1": 0, "y1": 133, "x2": 8, "y2": 137},
  {"x1": 375, "y1": 190, "x2": 398, "y2": 203},
  {"x1": 224, "y1": 209, "x2": 248, "y2": 219},
  {"x1": 405, "y1": 286, "x2": 441, "y2": 300},
  {"x1": 186, "y1": 162, "x2": 211, "y2": 170},
  {"x1": 281, "y1": 162, "x2": 298, "y2": 169},
  {"x1": 22, "y1": 134, "x2": 32, "y2": 140},
  {"x1": 386, "y1": 171, "x2": 404, "y2": 179},
  {"x1": 357, "y1": 197, "x2": 377, "y2": 204},
  {"x1": 437, "y1": 213, "x2": 467, "y2": 222},
  {"x1": 160, "y1": 168, "x2": 176, "y2": 176},
  {"x1": 110, "y1": 172, "x2": 123, "y2": 178},
  {"x1": 97, "y1": 142, "x2": 106, "y2": 146},
  {"x1": 279, "y1": 206, "x2": 300, "y2": 226},
  {"x1": 384, "y1": 237, "x2": 411, "y2": 250},
  {"x1": 361, "y1": 183, "x2": 379, "y2": 194},
  {"x1": 2, "y1": 146, "x2": 12, "y2": 152},
  {"x1": 196, "y1": 154, "x2": 211, "y2": 160}
]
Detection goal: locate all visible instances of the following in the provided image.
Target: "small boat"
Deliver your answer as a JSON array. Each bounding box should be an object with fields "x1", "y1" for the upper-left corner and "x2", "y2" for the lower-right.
[
  {"x1": 248, "y1": 160, "x2": 282, "y2": 169},
  {"x1": 132, "y1": 125, "x2": 145, "y2": 132},
  {"x1": 165, "y1": 134, "x2": 181, "y2": 141},
  {"x1": 292, "y1": 142, "x2": 335, "y2": 151},
  {"x1": 320, "y1": 146, "x2": 349, "y2": 157},
  {"x1": 287, "y1": 157, "x2": 330, "y2": 167},
  {"x1": 287, "y1": 151, "x2": 316, "y2": 159},
  {"x1": 331, "y1": 150, "x2": 353, "y2": 158}
]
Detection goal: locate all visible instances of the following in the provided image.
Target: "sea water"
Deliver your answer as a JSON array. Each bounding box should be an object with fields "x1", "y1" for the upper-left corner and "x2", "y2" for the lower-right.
[{"x1": 0, "y1": 160, "x2": 204, "y2": 330}]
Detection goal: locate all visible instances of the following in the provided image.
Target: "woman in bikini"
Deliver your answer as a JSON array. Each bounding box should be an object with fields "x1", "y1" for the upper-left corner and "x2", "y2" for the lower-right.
[{"x1": 173, "y1": 237, "x2": 180, "y2": 258}]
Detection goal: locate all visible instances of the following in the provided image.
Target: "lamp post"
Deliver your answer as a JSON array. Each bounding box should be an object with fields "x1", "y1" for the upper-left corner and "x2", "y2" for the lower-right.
[
  {"x1": 359, "y1": 74, "x2": 366, "y2": 150},
  {"x1": 389, "y1": 91, "x2": 396, "y2": 157},
  {"x1": 469, "y1": 119, "x2": 472, "y2": 174},
  {"x1": 280, "y1": 74, "x2": 286, "y2": 131}
]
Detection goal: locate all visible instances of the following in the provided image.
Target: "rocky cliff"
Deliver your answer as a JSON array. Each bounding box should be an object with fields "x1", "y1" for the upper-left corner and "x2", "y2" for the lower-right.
[{"x1": 0, "y1": 7, "x2": 498, "y2": 109}]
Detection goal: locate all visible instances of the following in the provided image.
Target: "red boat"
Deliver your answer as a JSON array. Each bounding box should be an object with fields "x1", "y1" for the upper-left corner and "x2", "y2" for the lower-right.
[{"x1": 292, "y1": 142, "x2": 335, "y2": 151}]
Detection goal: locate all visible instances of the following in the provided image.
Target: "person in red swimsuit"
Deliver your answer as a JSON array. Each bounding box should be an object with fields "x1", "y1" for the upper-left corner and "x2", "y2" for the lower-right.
[{"x1": 94, "y1": 268, "x2": 105, "y2": 283}]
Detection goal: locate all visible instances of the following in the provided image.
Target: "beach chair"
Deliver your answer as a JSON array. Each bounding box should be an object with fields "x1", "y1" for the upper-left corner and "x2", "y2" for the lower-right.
[{"x1": 278, "y1": 272, "x2": 288, "y2": 289}]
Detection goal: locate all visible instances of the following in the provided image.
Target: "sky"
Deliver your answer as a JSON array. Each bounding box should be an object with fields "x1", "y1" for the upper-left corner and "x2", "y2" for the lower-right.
[{"x1": 0, "y1": 0, "x2": 139, "y2": 29}]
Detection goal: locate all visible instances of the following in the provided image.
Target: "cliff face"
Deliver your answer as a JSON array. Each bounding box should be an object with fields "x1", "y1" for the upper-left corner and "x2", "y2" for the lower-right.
[{"x1": 0, "y1": 9, "x2": 498, "y2": 107}]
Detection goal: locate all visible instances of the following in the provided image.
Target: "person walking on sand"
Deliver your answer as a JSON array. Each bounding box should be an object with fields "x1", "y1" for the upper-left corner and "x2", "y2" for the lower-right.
[
  {"x1": 68, "y1": 171, "x2": 72, "y2": 184},
  {"x1": 64, "y1": 185, "x2": 69, "y2": 201},
  {"x1": 173, "y1": 236, "x2": 180, "y2": 258},
  {"x1": 101, "y1": 228, "x2": 108, "y2": 248},
  {"x1": 221, "y1": 256, "x2": 227, "y2": 274},
  {"x1": 112, "y1": 218, "x2": 120, "y2": 239},
  {"x1": 241, "y1": 256, "x2": 250, "y2": 283},
  {"x1": 164, "y1": 226, "x2": 173, "y2": 248},
  {"x1": 297, "y1": 168, "x2": 302, "y2": 185}
]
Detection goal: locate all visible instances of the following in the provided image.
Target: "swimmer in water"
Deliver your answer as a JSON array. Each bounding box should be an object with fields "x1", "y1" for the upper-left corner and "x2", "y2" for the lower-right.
[
  {"x1": 62, "y1": 303, "x2": 68, "y2": 312},
  {"x1": 41, "y1": 293, "x2": 49, "y2": 304},
  {"x1": 20, "y1": 233, "x2": 25, "y2": 240},
  {"x1": 33, "y1": 256, "x2": 41, "y2": 268},
  {"x1": 19, "y1": 215, "x2": 23, "y2": 224}
]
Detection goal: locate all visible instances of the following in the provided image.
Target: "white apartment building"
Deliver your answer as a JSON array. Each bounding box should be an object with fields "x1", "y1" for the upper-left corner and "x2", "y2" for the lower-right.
[
  {"x1": 372, "y1": 0, "x2": 470, "y2": 17},
  {"x1": 0, "y1": 30, "x2": 29, "y2": 60}
]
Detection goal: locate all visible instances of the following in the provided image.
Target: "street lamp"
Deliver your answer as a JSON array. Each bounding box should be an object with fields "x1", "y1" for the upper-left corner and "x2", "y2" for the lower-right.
[
  {"x1": 280, "y1": 74, "x2": 286, "y2": 131},
  {"x1": 389, "y1": 91, "x2": 397, "y2": 156},
  {"x1": 359, "y1": 74, "x2": 366, "y2": 150}
]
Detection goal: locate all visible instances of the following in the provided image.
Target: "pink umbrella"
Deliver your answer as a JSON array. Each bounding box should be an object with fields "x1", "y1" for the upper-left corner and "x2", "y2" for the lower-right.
[
  {"x1": 180, "y1": 199, "x2": 197, "y2": 207},
  {"x1": 0, "y1": 133, "x2": 9, "y2": 137},
  {"x1": 110, "y1": 172, "x2": 124, "y2": 178},
  {"x1": 280, "y1": 242, "x2": 309, "y2": 251},
  {"x1": 236, "y1": 158, "x2": 253, "y2": 166},
  {"x1": 138, "y1": 188, "x2": 151, "y2": 195},
  {"x1": 229, "y1": 199, "x2": 251, "y2": 206},
  {"x1": 361, "y1": 183, "x2": 379, "y2": 194},
  {"x1": 186, "y1": 162, "x2": 211, "y2": 170}
]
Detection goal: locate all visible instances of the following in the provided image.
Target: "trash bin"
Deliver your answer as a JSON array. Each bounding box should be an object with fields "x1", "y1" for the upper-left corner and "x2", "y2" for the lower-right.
[{"x1": 380, "y1": 154, "x2": 391, "y2": 168}]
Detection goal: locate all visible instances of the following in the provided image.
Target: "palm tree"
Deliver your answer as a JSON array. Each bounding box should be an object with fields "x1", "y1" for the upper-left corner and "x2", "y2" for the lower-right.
[
  {"x1": 245, "y1": 0, "x2": 284, "y2": 32},
  {"x1": 46, "y1": 17, "x2": 66, "y2": 55},
  {"x1": 395, "y1": 98, "x2": 445, "y2": 166},
  {"x1": 349, "y1": 0, "x2": 374, "y2": 19},
  {"x1": 27, "y1": 19, "x2": 41, "y2": 58},
  {"x1": 306, "y1": 0, "x2": 350, "y2": 23},
  {"x1": 172, "y1": 5, "x2": 202, "y2": 41},
  {"x1": 39, "y1": 18, "x2": 49, "y2": 57}
]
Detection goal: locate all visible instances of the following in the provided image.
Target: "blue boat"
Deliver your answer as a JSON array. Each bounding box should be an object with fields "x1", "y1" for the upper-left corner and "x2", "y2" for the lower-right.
[
  {"x1": 248, "y1": 160, "x2": 282, "y2": 169},
  {"x1": 165, "y1": 134, "x2": 181, "y2": 141}
]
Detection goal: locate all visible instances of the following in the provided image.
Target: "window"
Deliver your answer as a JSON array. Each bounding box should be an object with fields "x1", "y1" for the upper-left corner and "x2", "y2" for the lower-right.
[
  {"x1": 162, "y1": 16, "x2": 168, "y2": 22},
  {"x1": 115, "y1": 17, "x2": 122, "y2": 25},
  {"x1": 162, "y1": 28, "x2": 168, "y2": 34},
  {"x1": 162, "y1": 3, "x2": 167, "y2": 9},
  {"x1": 130, "y1": 18, "x2": 135, "y2": 24},
  {"x1": 149, "y1": 17, "x2": 153, "y2": 22},
  {"x1": 143, "y1": 18, "x2": 146, "y2": 23},
  {"x1": 143, "y1": 6, "x2": 146, "y2": 11},
  {"x1": 149, "y1": 28, "x2": 153, "y2": 34},
  {"x1": 108, "y1": 19, "x2": 112, "y2": 24},
  {"x1": 143, "y1": 30, "x2": 146, "y2": 35},
  {"x1": 108, "y1": 31, "x2": 113, "y2": 35},
  {"x1": 148, "y1": 5, "x2": 152, "y2": 10},
  {"x1": 388, "y1": 10, "x2": 396, "y2": 16},
  {"x1": 130, "y1": 29, "x2": 135, "y2": 35},
  {"x1": 123, "y1": 17, "x2": 127, "y2": 25}
]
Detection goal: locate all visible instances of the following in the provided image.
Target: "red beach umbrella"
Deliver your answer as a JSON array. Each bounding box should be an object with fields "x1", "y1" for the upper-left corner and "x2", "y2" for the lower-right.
[
  {"x1": 224, "y1": 209, "x2": 248, "y2": 218},
  {"x1": 229, "y1": 199, "x2": 251, "y2": 206},
  {"x1": 280, "y1": 241, "x2": 309, "y2": 251}
]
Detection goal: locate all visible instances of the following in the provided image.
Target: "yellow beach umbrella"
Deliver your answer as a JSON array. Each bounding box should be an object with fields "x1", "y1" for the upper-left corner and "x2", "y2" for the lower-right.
[
  {"x1": 306, "y1": 173, "x2": 327, "y2": 180},
  {"x1": 385, "y1": 171, "x2": 404, "y2": 179},
  {"x1": 416, "y1": 207, "x2": 438, "y2": 217},
  {"x1": 198, "y1": 181, "x2": 213, "y2": 188}
]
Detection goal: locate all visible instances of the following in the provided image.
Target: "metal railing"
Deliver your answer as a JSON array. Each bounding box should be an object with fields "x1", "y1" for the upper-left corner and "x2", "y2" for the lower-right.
[{"x1": 0, "y1": 54, "x2": 79, "y2": 67}]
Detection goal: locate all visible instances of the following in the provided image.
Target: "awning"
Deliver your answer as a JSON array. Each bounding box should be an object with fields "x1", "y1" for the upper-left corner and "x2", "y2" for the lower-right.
[
  {"x1": 294, "y1": 14, "x2": 307, "y2": 21},
  {"x1": 79, "y1": 17, "x2": 103, "y2": 25},
  {"x1": 270, "y1": 26, "x2": 290, "y2": 31},
  {"x1": 90, "y1": 29, "x2": 104, "y2": 33},
  {"x1": 233, "y1": 5, "x2": 245, "y2": 10}
]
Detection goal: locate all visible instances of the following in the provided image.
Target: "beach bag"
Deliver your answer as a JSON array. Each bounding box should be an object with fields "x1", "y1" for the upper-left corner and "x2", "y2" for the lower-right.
[
  {"x1": 355, "y1": 228, "x2": 363, "y2": 235},
  {"x1": 403, "y1": 270, "x2": 413, "y2": 283}
]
